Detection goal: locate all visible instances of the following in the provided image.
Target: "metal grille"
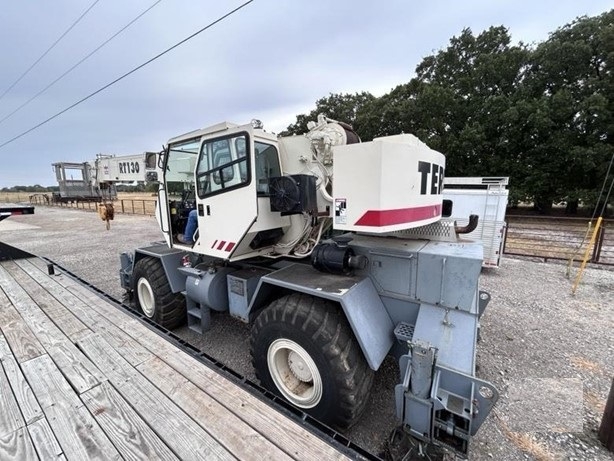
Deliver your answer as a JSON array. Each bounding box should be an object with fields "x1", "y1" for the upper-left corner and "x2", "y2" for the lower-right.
[
  {"x1": 391, "y1": 219, "x2": 457, "y2": 242},
  {"x1": 394, "y1": 322, "x2": 415, "y2": 342}
]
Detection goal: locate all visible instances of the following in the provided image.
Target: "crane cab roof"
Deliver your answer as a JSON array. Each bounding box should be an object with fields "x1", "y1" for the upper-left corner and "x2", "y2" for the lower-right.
[
  {"x1": 167, "y1": 121, "x2": 279, "y2": 146},
  {"x1": 167, "y1": 122, "x2": 240, "y2": 145}
]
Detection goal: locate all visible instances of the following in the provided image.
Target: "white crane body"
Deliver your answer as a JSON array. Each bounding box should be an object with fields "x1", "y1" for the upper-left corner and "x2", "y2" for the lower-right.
[
  {"x1": 52, "y1": 152, "x2": 159, "y2": 202},
  {"x1": 121, "y1": 116, "x2": 498, "y2": 457}
]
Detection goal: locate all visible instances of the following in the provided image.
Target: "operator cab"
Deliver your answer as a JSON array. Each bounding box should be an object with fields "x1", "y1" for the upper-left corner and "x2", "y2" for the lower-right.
[{"x1": 159, "y1": 121, "x2": 289, "y2": 260}]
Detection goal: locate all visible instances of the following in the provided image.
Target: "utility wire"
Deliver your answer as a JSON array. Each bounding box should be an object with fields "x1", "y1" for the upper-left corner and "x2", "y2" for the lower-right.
[
  {"x1": 0, "y1": 0, "x2": 254, "y2": 150},
  {"x1": 0, "y1": 0, "x2": 163, "y2": 126},
  {"x1": 0, "y1": 0, "x2": 101, "y2": 103}
]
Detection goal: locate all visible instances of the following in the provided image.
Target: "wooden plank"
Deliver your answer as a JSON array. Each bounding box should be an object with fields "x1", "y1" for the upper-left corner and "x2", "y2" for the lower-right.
[
  {"x1": 82, "y1": 381, "x2": 179, "y2": 461},
  {"x1": 0, "y1": 264, "x2": 104, "y2": 394},
  {"x1": 16, "y1": 260, "x2": 152, "y2": 367},
  {"x1": 45, "y1": 342, "x2": 105, "y2": 395},
  {"x1": 137, "y1": 357, "x2": 291, "y2": 461},
  {"x1": 31, "y1": 262, "x2": 350, "y2": 460},
  {"x1": 154, "y1": 347, "x2": 351, "y2": 461},
  {"x1": 0, "y1": 288, "x2": 20, "y2": 324},
  {"x1": 0, "y1": 427, "x2": 38, "y2": 461},
  {"x1": 65, "y1": 284, "x2": 143, "y2": 331},
  {"x1": 77, "y1": 334, "x2": 234, "y2": 460},
  {"x1": 3, "y1": 261, "x2": 90, "y2": 342},
  {"x1": 21, "y1": 354, "x2": 121, "y2": 461},
  {"x1": 22, "y1": 257, "x2": 48, "y2": 272},
  {"x1": 0, "y1": 361, "x2": 25, "y2": 438},
  {"x1": 27, "y1": 417, "x2": 64, "y2": 460},
  {"x1": 26, "y1": 259, "x2": 91, "y2": 293},
  {"x1": 29, "y1": 257, "x2": 71, "y2": 279},
  {"x1": 0, "y1": 289, "x2": 45, "y2": 363},
  {"x1": 0, "y1": 333, "x2": 42, "y2": 426},
  {"x1": 67, "y1": 284, "x2": 350, "y2": 461}
]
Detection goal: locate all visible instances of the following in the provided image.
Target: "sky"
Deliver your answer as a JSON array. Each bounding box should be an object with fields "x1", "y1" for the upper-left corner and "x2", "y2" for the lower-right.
[{"x1": 0, "y1": 0, "x2": 611, "y2": 187}]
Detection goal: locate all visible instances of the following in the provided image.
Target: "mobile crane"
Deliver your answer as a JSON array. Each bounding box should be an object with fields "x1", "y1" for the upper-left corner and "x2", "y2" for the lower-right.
[
  {"x1": 120, "y1": 115, "x2": 498, "y2": 457},
  {"x1": 51, "y1": 152, "x2": 159, "y2": 202}
]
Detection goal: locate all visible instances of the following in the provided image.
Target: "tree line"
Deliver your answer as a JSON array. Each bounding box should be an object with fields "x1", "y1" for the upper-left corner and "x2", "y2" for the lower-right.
[
  {"x1": 1, "y1": 185, "x2": 58, "y2": 193},
  {"x1": 283, "y1": 10, "x2": 614, "y2": 215}
]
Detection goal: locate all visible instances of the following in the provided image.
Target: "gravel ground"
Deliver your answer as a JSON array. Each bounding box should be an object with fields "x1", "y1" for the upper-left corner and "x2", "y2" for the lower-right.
[{"x1": 1, "y1": 206, "x2": 613, "y2": 461}]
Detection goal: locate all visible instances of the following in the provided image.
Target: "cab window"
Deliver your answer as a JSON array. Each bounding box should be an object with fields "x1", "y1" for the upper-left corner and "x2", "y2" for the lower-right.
[
  {"x1": 196, "y1": 133, "x2": 250, "y2": 197},
  {"x1": 164, "y1": 137, "x2": 199, "y2": 195},
  {"x1": 254, "y1": 141, "x2": 281, "y2": 195}
]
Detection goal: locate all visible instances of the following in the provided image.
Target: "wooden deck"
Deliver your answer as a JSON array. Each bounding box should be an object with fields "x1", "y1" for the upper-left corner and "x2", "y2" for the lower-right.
[{"x1": 0, "y1": 256, "x2": 354, "y2": 460}]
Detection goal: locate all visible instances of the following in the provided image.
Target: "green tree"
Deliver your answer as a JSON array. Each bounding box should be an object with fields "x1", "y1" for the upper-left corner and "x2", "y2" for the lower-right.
[
  {"x1": 521, "y1": 10, "x2": 614, "y2": 213},
  {"x1": 284, "y1": 12, "x2": 614, "y2": 214},
  {"x1": 359, "y1": 26, "x2": 530, "y2": 204}
]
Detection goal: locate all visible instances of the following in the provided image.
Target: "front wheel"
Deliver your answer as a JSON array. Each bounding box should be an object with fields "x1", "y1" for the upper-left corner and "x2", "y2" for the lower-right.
[
  {"x1": 250, "y1": 293, "x2": 374, "y2": 429},
  {"x1": 132, "y1": 257, "x2": 185, "y2": 329}
]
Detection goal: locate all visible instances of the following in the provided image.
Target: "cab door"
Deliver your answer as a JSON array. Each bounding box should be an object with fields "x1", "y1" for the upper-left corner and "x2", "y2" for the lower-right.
[{"x1": 193, "y1": 127, "x2": 257, "y2": 259}]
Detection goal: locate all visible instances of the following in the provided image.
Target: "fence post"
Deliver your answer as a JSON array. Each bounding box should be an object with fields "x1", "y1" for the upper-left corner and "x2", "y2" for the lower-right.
[
  {"x1": 591, "y1": 223, "x2": 605, "y2": 263},
  {"x1": 502, "y1": 219, "x2": 510, "y2": 254},
  {"x1": 599, "y1": 377, "x2": 614, "y2": 452}
]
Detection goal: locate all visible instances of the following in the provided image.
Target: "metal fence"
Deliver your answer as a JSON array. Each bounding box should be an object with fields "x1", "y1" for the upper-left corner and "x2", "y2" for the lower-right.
[
  {"x1": 504, "y1": 215, "x2": 613, "y2": 266},
  {"x1": 1, "y1": 193, "x2": 31, "y2": 202},
  {"x1": 26, "y1": 195, "x2": 157, "y2": 216}
]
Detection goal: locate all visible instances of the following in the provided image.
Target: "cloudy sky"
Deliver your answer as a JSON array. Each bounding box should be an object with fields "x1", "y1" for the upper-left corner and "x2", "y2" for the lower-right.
[{"x1": 0, "y1": 0, "x2": 611, "y2": 187}]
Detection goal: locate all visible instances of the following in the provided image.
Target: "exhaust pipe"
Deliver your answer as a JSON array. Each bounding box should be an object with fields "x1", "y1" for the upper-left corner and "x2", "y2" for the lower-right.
[{"x1": 455, "y1": 214, "x2": 479, "y2": 234}]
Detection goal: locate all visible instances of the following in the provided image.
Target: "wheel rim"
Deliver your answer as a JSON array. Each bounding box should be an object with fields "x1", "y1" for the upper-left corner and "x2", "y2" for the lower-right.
[
  {"x1": 136, "y1": 277, "x2": 155, "y2": 318},
  {"x1": 267, "y1": 339, "x2": 323, "y2": 409}
]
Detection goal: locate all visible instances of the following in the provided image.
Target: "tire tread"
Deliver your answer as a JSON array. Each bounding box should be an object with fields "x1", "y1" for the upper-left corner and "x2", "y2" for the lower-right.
[
  {"x1": 250, "y1": 292, "x2": 374, "y2": 428},
  {"x1": 132, "y1": 257, "x2": 185, "y2": 329}
]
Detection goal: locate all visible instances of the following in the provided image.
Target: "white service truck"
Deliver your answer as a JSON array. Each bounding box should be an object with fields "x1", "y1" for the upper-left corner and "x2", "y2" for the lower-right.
[
  {"x1": 120, "y1": 116, "x2": 498, "y2": 457},
  {"x1": 443, "y1": 177, "x2": 509, "y2": 267}
]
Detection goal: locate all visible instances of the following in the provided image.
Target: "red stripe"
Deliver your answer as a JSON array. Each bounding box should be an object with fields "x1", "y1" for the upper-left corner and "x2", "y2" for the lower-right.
[
  {"x1": 354, "y1": 204, "x2": 441, "y2": 227},
  {"x1": 211, "y1": 240, "x2": 218, "y2": 249},
  {"x1": 217, "y1": 240, "x2": 227, "y2": 250},
  {"x1": 224, "y1": 242, "x2": 235, "y2": 252}
]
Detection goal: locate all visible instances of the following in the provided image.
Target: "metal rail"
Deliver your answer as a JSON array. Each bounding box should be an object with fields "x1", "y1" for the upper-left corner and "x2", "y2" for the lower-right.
[
  {"x1": 27, "y1": 194, "x2": 157, "y2": 216},
  {"x1": 504, "y1": 215, "x2": 613, "y2": 265}
]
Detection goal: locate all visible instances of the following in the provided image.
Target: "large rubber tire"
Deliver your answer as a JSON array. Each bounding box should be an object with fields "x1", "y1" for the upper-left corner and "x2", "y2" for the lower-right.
[
  {"x1": 250, "y1": 293, "x2": 374, "y2": 429},
  {"x1": 132, "y1": 257, "x2": 186, "y2": 329}
]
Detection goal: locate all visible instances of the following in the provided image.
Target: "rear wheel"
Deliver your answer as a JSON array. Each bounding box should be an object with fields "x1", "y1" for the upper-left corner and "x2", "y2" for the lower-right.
[
  {"x1": 250, "y1": 293, "x2": 374, "y2": 429},
  {"x1": 132, "y1": 257, "x2": 185, "y2": 329}
]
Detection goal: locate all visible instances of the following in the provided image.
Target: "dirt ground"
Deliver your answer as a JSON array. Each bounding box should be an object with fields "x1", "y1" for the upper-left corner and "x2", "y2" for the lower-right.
[{"x1": 1, "y1": 206, "x2": 613, "y2": 460}]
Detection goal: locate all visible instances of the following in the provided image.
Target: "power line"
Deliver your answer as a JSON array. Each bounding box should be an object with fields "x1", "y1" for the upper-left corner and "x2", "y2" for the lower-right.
[
  {"x1": 0, "y1": 0, "x2": 254, "y2": 150},
  {"x1": 0, "y1": 0, "x2": 101, "y2": 103},
  {"x1": 0, "y1": 0, "x2": 163, "y2": 126}
]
